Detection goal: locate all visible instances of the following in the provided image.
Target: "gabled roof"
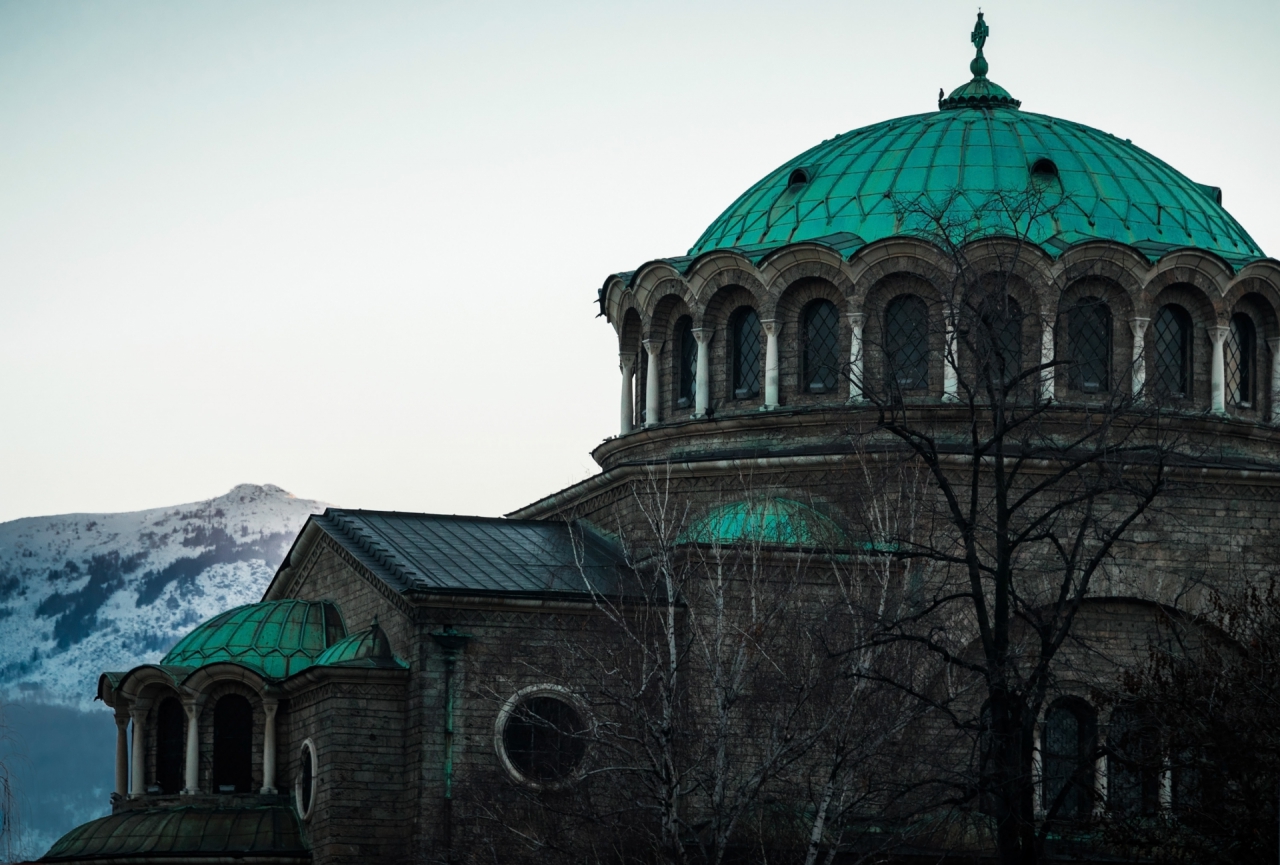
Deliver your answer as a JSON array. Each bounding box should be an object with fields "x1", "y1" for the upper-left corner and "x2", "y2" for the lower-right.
[{"x1": 308, "y1": 509, "x2": 629, "y2": 598}]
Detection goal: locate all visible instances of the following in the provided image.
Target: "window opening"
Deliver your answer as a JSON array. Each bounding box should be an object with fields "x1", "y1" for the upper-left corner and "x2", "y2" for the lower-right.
[
  {"x1": 788, "y1": 168, "x2": 809, "y2": 188},
  {"x1": 885, "y1": 295, "x2": 929, "y2": 393},
  {"x1": 502, "y1": 695, "x2": 586, "y2": 783},
  {"x1": 1043, "y1": 701, "x2": 1096, "y2": 820},
  {"x1": 212, "y1": 694, "x2": 254, "y2": 794},
  {"x1": 731, "y1": 308, "x2": 762, "y2": 399},
  {"x1": 1152, "y1": 304, "x2": 1192, "y2": 399},
  {"x1": 1068, "y1": 297, "x2": 1111, "y2": 393},
  {"x1": 156, "y1": 697, "x2": 185, "y2": 795},
  {"x1": 635, "y1": 348, "x2": 648, "y2": 423},
  {"x1": 677, "y1": 317, "x2": 697, "y2": 409},
  {"x1": 1031, "y1": 158, "x2": 1059, "y2": 180},
  {"x1": 1108, "y1": 705, "x2": 1159, "y2": 817},
  {"x1": 803, "y1": 300, "x2": 840, "y2": 394},
  {"x1": 977, "y1": 295, "x2": 1022, "y2": 391},
  {"x1": 296, "y1": 740, "x2": 317, "y2": 819},
  {"x1": 1226, "y1": 313, "x2": 1256, "y2": 407}
]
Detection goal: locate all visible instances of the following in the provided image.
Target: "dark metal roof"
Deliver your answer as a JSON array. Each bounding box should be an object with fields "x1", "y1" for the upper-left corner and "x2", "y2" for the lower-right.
[
  {"x1": 40, "y1": 805, "x2": 308, "y2": 862},
  {"x1": 310, "y1": 509, "x2": 629, "y2": 598}
]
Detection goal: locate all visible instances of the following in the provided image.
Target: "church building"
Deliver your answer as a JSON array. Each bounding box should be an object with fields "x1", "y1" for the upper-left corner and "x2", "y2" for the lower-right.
[{"x1": 37, "y1": 14, "x2": 1280, "y2": 865}]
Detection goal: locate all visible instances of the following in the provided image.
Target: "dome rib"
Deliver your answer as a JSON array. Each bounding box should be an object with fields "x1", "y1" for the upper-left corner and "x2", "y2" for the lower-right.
[{"x1": 160, "y1": 599, "x2": 346, "y2": 680}]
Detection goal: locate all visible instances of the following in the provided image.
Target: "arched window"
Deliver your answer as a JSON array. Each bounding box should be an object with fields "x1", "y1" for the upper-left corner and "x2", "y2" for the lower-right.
[
  {"x1": 803, "y1": 300, "x2": 840, "y2": 394},
  {"x1": 502, "y1": 695, "x2": 586, "y2": 784},
  {"x1": 731, "y1": 307, "x2": 762, "y2": 399},
  {"x1": 1108, "y1": 704, "x2": 1159, "y2": 816},
  {"x1": 1068, "y1": 297, "x2": 1111, "y2": 393},
  {"x1": 1043, "y1": 700, "x2": 1096, "y2": 820},
  {"x1": 977, "y1": 295, "x2": 1023, "y2": 390},
  {"x1": 1152, "y1": 304, "x2": 1192, "y2": 399},
  {"x1": 885, "y1": 295, "x2": 929, "y2": 393},
  {"x1": 1227, "y1": 313, "x2": 1256, "y2": 408},
  {"x1": 156, "y1": 697, "x2": 185, "y2": 795},
  {"x1": 635, "y1": 348, "x2": 647, "y2": 423},
  {"x1": 676, "y1": 316, "x2": 697, "y2": 409},
  {"x1": 212, "y1": 694, "x2": 254, "y2": 794}
]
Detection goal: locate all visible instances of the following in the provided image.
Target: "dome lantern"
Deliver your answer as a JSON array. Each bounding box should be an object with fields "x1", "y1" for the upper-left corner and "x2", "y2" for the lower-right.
[{"x1": 938, "y1": 12, "x2": 1021, "y2": 111}]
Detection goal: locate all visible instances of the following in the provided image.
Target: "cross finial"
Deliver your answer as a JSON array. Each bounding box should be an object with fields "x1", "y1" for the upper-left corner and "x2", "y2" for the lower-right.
[{"x1": 969, "y1": 11, "x2": 990, "y2": 78}]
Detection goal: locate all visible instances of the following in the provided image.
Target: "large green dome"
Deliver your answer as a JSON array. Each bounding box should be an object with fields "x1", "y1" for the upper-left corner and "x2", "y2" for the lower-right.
[{"x1": 690, "y1": 20, "x2": 1263, "y2": 267}]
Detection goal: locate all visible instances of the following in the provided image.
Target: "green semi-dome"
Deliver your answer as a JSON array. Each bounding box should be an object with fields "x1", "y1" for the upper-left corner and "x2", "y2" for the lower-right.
[
  {"x1": 679, "y1": 497, "x2": 852, "y2": 549},
  {"x1": 161, "y1": 599, "x2": 346, "y2": 680},
  {"x1": 315, "y1": 619, "x2": 407, "y2": 669},
  {"x1": 690, "y1": 16, "x2": 1263, "y2": 267}
]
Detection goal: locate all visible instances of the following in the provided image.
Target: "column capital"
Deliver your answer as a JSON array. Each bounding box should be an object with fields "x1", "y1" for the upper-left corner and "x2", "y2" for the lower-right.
[
  {"x1": 618, "y1": 352, "x2": 635, "y2": 372},
  {"x1": 761, "y1": 319, "x2": 783, "y2": 337},
  {"x1": 1129, "y1": 316, "x2": 1150, "y2": 337},
  {"x1": 691, "y1": 327, "x2": 714, "y2": 345},
  {"x1": 1267, "y1": 336, "x2": 1280, "y2": 352},
  {"x1": 641, "y1": 338, "x2": 664, "y2": 355},
  {"x1": 845, "y1": 311, "x2": 866, "y2": 327},
  {"x1": 1208, "y1": 324, "x2": 1229, "y2": 345}
]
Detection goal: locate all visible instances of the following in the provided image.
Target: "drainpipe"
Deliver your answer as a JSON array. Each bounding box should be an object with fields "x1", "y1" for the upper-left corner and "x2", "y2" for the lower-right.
[{"x1": 432, "y1": 629, "x2": 471, "y2": 853}]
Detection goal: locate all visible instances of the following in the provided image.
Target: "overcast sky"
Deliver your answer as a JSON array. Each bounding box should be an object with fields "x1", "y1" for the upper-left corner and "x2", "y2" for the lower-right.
[{"x1": 1, "y1": 0, "x2": 1277, "y2": 523}]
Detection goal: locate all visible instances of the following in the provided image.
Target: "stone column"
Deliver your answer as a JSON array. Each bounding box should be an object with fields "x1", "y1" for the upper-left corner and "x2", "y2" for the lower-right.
[
  {"x1": 183, "y1": 701, "x2": 200, "y2": 795},
  {"x1": 1040, "y1": 318, "x2": 1056, "y2": 403},
  {"x1": 846, "y1": 312, "x2": 865, "y2": 403},
  {"x1": 1209, "y1": 324, "x2": 1228, "y2": 414},
  {"x1": 1031, "y1": 723, "x2": 1044, "y2": 817},
  {"x1": 692, "y1": 328, "x2": 713, "y2": 417},
  {"x1": 618, "y1": 353, "x2": 635, "y2": 435},
  {"x1": 762, "y1": 320, "x2": 782, "y2": 409},
  {"x1": 1267, "y1": 337, "x2": 1280, "y2": 422},
  {"x1": 642, "y1": 339, "x2": 662, "y2": 426},
  {"x1": 942, "y1": 312, "x2": 959, "y2": 402},
  {"x1": 1130, "y1": 317, "x2": 1149, "y2": 402},
  {"x1": 114, "y1": 710, "x2": 130, "y2": 799},
  {"x1": 260, "y1": 700, "x2": 279, "y2": 794},
  {"x1": 129, "y1": 707, "x2": 147, "y2": 798}
]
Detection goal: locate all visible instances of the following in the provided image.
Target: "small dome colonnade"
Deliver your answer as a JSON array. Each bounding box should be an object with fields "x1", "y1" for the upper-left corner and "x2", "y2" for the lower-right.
[
  {"x1": 603, "y1": 238, "x2": 1280, "y2": 433},
  {"x1": 95, "y1": 600, "x2": 398, "y2": 805}
]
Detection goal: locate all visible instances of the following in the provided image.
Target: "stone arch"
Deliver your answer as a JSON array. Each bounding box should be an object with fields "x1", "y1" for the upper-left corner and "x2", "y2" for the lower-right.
[
  {"x1": 703, "y1": 283, "x2": 767, "y2": 412},
  {"x1": 757, "y1": 243, "x2": 857, "y2": 316},
  {"x1": 1147, "y1": 281, "x2": 1216, "y2": 408},
  {"x1": 190, "y1": 674, "x2": 267, "y2": 796},
  {"x1": 862, "y1": 270, "x2": 947, "y2": 400},
  {"x1": 1053, "y1": 242, "x2": 1151, "y2": 318},
  {"x1": 1145, "y1": 250, "x2": 1235, "y2": 321},
  {"x1": 684, "y1": 251, "x2": 767, "y2": 316},
  {"x1": 601, "y1": 274, "x2": 628, "y2": 331},
  {"x1": 651, "y1": 293, "x2": 694, "y2": 418},
  {"x1": 846, "y1": 237, "x2": 954, "y2": 312},
  {"x1": 1056, "y1": 274, "x2": 1136, "y2": 400},
  {"x1": 773, "y1": 276, "x2": 847, "y2": 405},
  {"x1": 632, "y1": 262, "x2": 691, "y2": 320}
]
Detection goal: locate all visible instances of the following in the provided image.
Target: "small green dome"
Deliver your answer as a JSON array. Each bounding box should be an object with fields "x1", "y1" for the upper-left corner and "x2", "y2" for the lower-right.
[
  {"x1": 41, "y1": 806, "x2": 306, "y2": 862},
  {"x1": 678, "y1": 498, "x2": 852, "y2": 549},
  {"x1": 161, "y1": 600, "x2": 346, "y2": 680},
  {"x1": 691, "y1": 16, "x2": 1262, "y2": 267},
  {"x1": 315, "y1": 619, "x2": 407, "y2": 669}
]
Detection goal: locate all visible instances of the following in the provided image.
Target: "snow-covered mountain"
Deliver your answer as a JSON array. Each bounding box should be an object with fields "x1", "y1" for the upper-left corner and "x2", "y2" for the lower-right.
[{"x1": 0, "y1": 484, "x2": 326, "y2": 709}]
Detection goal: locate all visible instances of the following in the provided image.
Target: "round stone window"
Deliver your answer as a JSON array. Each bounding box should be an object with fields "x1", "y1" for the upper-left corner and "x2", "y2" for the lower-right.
[
  {"x1": 295, "y1": 739, "x2": 317, "y2": 820},
  {"x1": 495, "y1": 686, "x2": 587, "y2": 788}
]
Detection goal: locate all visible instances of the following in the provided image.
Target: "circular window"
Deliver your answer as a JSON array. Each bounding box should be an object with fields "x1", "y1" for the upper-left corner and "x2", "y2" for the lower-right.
[
  {"x1": 295, "y1": 739, "x2": 317, "y2": 820},
  {"x1": 495, "y1": 686, "x2": 587, "y2": 788}
]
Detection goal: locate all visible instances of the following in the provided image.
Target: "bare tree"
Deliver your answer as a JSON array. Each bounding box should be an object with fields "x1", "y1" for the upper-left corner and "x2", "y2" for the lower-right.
[
  {"x1": 467, "y1": 469, "x2": 929, "y2": 865},
  {"x1": 838, "y1": 186, "x2": 1188, "y2": 865}
]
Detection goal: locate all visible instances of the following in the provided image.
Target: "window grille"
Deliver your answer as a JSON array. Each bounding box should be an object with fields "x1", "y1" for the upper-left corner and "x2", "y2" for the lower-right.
[
  {"x1": 804, "y1": 300, "x2": 840, "y2": 393},
  {"x1": 1226, "y1": 313, "x2": 1256, "y2": 407},
  {"x1": 885, "y1": 295, "x2": 929, "y2": 392},
  {"x1": 1108, "y1": 705, "x2": 1159, "y2": 816},
  {"x1": 212, "y1": 694, "x2": 254, "y2": 794},
  {"x1": 156, "y1": 697, "x2": 186, "y2": 795},
  {"x1": 732, "y1": 308, "x2": 762, "y2": 399},
  {"x1": 1043, "y1": 702, "x2": 1095, "y2": 820},
  {"x1": 977, "y1": 295, "x2": 1023, "y2": 390},
  {"x1": 1068, "y1": 297, "x2": 1111, "y2": 393},
  {"x1": 503, "y1": 696, "x2": 586, "y2": 783},
  {"x1": 1152, "y1": 305, "x2": 1191, "y2": 399},
  {"x1": 677, "y1": 317, "x2": 697, "y2": 409}
]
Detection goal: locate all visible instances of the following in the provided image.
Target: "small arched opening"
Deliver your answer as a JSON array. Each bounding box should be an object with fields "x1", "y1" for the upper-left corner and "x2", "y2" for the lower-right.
[
  {"x1": 156, "y1": 697, "x2": 186, "y2": 795},
  {"x1": 1043, "y1": 699, "x2": 1097, "y2": 820},
  {"x1": 730, "y1": 307, "x2": 762, "y2": 400},
  {"x1": 212, "y1": 694, "x2": 254, "y2": 794}
]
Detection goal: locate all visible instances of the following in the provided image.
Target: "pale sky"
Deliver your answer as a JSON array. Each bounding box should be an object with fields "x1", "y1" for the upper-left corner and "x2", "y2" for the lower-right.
[{"x1": 1, "y1": 0, "x2": 1277, "y2": 524}]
